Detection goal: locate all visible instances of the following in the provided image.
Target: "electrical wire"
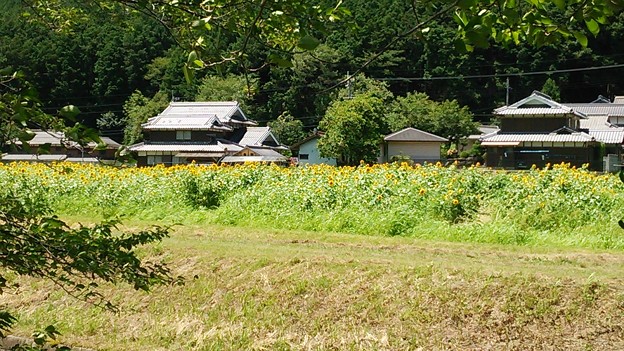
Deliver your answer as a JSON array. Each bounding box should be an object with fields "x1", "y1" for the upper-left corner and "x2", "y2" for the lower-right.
[{"x1": 374, "y1": 63, "x2": 624, "y2": 81}]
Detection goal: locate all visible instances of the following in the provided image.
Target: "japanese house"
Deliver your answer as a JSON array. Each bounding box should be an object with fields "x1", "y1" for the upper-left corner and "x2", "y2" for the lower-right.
[
  {"x1": 128, "y1": 101, "x2": 284, "y2": 166},
  {"x1": 481, "y1": 91, "x2": 624, "y2": 170}
]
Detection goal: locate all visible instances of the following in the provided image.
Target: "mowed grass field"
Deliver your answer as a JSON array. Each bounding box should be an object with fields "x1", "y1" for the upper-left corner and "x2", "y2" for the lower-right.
[
  {"x1": 1, "y1": 162, "x2": 624, "y2": 349},
  {"x1": 4, "y1": 223, "x2": 624, "y2": 350}
]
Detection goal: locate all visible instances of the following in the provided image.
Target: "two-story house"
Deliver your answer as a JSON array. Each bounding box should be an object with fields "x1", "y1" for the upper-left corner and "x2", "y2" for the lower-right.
[
  {"x1": 128, "y1": 101, "x2": 285, "y2": 166},
  {"x1": 481, "y1": 91, "x2": 624, "y2": 170}
]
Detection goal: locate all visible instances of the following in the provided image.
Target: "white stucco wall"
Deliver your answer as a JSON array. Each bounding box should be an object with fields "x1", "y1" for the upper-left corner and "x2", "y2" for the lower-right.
[
  {"x1": 298, "y1": 138, "x2": 337, "y2": 166},
  {"x1": 386, "y1": 142, "x2": 442, "y2": 162}
]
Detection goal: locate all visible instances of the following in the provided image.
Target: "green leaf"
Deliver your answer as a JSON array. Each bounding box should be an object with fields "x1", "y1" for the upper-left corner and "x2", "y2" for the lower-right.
[
  {"x1": 457, "y1": 0, "x2": 477, "y2": 10},
  {"x1": 269, "y1": 54, "x2": 294, "y2": 67},
  {"x1": 183, "y1": 65, "x2": 194, "y2": 83},
  {"x1": 187, "y1": 50, "x2": 198, "y2": 63},
  {"x1": 59, "y1": 105, "x2": 81, "y2": 120},
  {"x1": 453, "y1": 10, "x2": 469, "y2": 26},
  {"x1": 573, "y1": 31, "x2": 588, "y2": 47},
  {"x1": 504, "y1": 0, "x2": 517, "y2": 8},
  {"x1": 297, "y1": 35, "x2": 320, "y2": 50},
  {"x1": 465, "y1": 28, "x2": 489, "y2": 48},
  {"x1": 38, "y1": 143, "x2": 51, "y2": 155},
  {"x1": 585, "y1": 19, "x2": 600, "y2": 36},
  {"x1": 619, "y1": 219, "x2": 624, "y2": 230},
  {"x1": 18, "y1": 130, "x2": 35, "y2": 142},
  {"x1": 552, "y1": 0, "x2": 565, "y2": 10},
  {"x1": 453, "y1": 38, "x2": 469, "y2": 53}
]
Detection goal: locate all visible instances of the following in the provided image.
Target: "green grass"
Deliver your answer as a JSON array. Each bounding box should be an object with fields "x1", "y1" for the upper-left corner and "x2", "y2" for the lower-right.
[
  {"x1": 3, "y1": 163, "x2": 624, "y2": 349},
  {"x1": 4, "y1": 222, "x2": 624, "y2": 350},
  {"x1": 3, "y1": 162, "x2": 624, "y2": 250}
]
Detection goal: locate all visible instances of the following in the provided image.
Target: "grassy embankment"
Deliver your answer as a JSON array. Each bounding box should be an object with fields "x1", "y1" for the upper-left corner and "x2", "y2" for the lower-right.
[
  {"x1": 1, "y1": 162, "x2": 624, "y2": 349},
  {"x1": 4, "y1": 222, "x2": 624, "y2": 350}
]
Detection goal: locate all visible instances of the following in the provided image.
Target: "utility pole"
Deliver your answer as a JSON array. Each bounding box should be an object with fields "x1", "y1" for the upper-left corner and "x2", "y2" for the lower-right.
[
  {"x1": 506, "y1": 77, "x2": 510, "y2": 106},
  {"x1": 346, "y1": 71, "x2": 353, "y2": 99}
]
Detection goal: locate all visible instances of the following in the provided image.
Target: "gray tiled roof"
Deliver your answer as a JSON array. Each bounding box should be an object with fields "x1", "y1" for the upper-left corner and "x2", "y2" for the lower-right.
[
  {"x1": 65, "y1": 157, "x2": 100, "y2": 163},
  {"x1": 174, "y1": 152, "x2": 225, "y2": 158},
  {"x1": 495, "y1": 108, "x2": 583, "y2": 116},
  {"x1": 565, "y1": 104, "x2": 624, "y2": 117},
  {"x1": 384, "y1": 128, "x2": 447, "y2": 142},
  {"x1": 142, "y1": 101, "x2": 257, "y2": 131},
  {"x1": 221, "y1": 155, "x2": 287, "y2": 163},
  {"x1": 481, "y1": 132, "x2": 594, "y2": 143},
  {"x1": 238, "y1": 127, "x2": 277, "y2": 146},
  {"x1": 128, "y1": 142, "x2": 242, "y2": 153},
  {"x1": 1, "y1": 154, "x2": 67, "y2": 161},
  {"x1": 588, "y1": 130, "x2": 624, "y2": 144},
  {"x1": 15, "y1": 131, "x2": 120, "y2": 149},
  {"x1": 468, "y1": 125, "x2": 500, "y2": 140},
  {"x1": 580, "y1": 115, "x2": 614, "y2": 130},
  {"x1": 495, "y1": 91, "x2": 586, "y2": 118},
  {"x1": 143, "y1": 114, "x2": 231, "y2": 131}
]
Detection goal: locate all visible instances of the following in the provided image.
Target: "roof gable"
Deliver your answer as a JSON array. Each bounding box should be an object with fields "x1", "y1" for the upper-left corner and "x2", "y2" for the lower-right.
[
  {"x1": 384, "y1": 128, "x2": 448, "y2": 142},
  {"x1": 508, "y1": 91, "x2": 559, "y2": 108},
  {"x1": 290, "y1": 132, "x2": 324, "y2": 150},
  {"x1": 238, "y1": 126, "x2": 279, "y2": 147},
  {"x1": 495, "y1": 91, "x2": 586, "y2": 118},
  {"x1": 590, "y1": 95, "x2": 611, "y2": 103}
]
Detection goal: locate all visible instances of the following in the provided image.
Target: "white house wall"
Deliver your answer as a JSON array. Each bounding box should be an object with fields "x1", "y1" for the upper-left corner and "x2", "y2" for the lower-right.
[
  {"x1": 387, "y1": 142, "x2": 441, "y2": 162},
  {"x1": 298, "y1": 138, "x2": 337, "y2": 166}
]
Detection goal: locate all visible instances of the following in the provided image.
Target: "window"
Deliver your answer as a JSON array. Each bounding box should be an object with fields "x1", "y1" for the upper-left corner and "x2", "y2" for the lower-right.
[
  {"x1": 299, "y1": 154, "x2": 309, "y2": 160},
  {"x1": 176, "y1": 130, "x2": 192, "y2": 140},
  {"x1": 147, "y1": 155, "x2": 163, "y2": 165}
]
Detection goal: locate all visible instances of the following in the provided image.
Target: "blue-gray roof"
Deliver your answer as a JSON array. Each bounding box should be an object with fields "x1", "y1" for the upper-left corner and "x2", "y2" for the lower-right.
[{"x1": 384, "y1": 128, "x2": 448, "y2": 142}]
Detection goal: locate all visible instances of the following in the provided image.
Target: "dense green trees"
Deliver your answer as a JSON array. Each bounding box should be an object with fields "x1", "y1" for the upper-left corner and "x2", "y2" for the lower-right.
[
  {"x1": 3, "y1": 0, "x2": 624, "y2": 144},
  {"x1": 387, "y1": 92, "x2": 477, "y2": 146},
  {"x1": 195, "y1": 75, "x2": 254, "y2": 112},
  {"x1": 317, "y1": 77, "x2": 477, "y2": 165},
  {"x1": 0, "y1": 0, "x2": 174, "y2": 135},
  {"x1": 319, "y1": 93, "x2": 389, "y2": 165},
  {"x1": 267, "y1": 112, "x2": 306, "y2": 147}
]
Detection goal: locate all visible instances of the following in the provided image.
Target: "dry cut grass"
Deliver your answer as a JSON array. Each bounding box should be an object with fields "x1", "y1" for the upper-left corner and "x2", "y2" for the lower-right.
[{"x1": 3, "y1": 223, "x2": 624, "y2": 350}]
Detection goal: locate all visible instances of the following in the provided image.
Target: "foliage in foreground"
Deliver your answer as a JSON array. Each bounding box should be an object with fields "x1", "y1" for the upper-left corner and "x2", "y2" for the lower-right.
[
  {"x1": 0, "y1": 185, "x2": 182, "y2": 344},
  {"x1": 1, "y1": 70, "x2": 181, "y2": 347},
  {"x1": 1, "y1": 162, "x2": 623, "y2": 249}
]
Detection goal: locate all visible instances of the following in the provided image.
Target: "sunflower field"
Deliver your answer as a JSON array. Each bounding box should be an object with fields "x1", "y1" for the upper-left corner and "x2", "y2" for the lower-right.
[{"x1": 1, "y1": 161, "x2": 623, "y2": 249}]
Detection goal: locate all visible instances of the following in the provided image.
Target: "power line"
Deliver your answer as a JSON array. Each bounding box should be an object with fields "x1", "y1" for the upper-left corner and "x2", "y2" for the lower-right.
[{"x1": 374, "y1": 63, "x2": 624, "y2": 81}]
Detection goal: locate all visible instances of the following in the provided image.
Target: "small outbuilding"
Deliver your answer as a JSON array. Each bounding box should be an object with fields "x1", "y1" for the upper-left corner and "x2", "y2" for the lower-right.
[
  {"x1": 380, "y1": 128, "x2": 448, "y2": 164},
  {"x1": 290, "y1": 132, "x2": 337, "y2": 166}
]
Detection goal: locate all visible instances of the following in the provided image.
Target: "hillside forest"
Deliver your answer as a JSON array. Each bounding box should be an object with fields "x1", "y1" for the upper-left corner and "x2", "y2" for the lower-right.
[{"x1": 2, "y1": 0, "x2": 624, "y2": 146}]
